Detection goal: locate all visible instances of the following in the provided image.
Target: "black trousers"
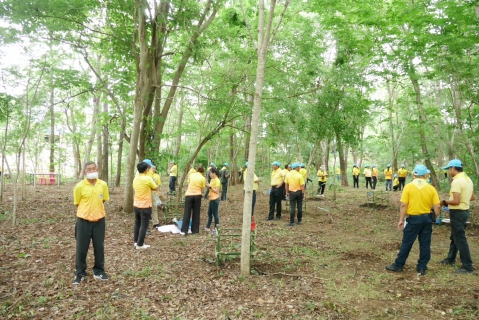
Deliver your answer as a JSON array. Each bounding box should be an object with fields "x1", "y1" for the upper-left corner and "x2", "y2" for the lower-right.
[
  {"x1": 182, "y1": 195, "x2": 202, "y2": 234},
  {"x1": 221, "y1": 182, "x2": 228, "y2": 200},
  {"x1": 268, "y1": 186, "x2": 284, "y2": 219},
  {"x1": 133, "y1": 207, "x2": 151, "y2": 246},
  {"x1": 169, "y1": 176, "x2": 177, "y2": 192},
  {"x1": 365, "y1": 177, "x2": 372, "y2": 189},
  {"x1": 353, "y1": 175, "x2": 359, "y2": 188},
  {"x1": 398, "y1": 177, "x2": 406, "y2": 190},
  {"x1": 75, "y1": 217, "x2": 105, "y2": 277},
  {"x1": 289, "y1": 190, "x2": 303, "y2": 223},
  {"x1": 243, "y1": 190, "x2": 257, "y2": 216},
  {"x1": 317, "y1": 181, "x2": 326, "y2": 195},
  {"x1": 372, "y1": 176, "x2": 377, "y2": 190}
]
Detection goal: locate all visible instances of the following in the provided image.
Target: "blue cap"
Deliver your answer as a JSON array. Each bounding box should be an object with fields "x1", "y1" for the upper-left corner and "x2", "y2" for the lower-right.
[
  {"x1": 291, "y1": 162, "x2": 300, "y2": 169},
  {"x1": 401, "y1": 164, "x2": 405, "y2": 167},
  {"x1": 210, "y1": 163, "x2": 215, "y2": 167},
  {"x1": 387, "y1": 164, "x2": 391, "y2": 167},
  {"x1": 365, "y1": 164, "x2": 370, "y2": 167},
  {"x1": 171, "y1": 160, "x2": 175, "y2": 164},
  {"x1": 143, "y1": 159, "x2": 153, "y2": 167},
  {"x1": 300, "y1": 163, "x2": 305, "y2": 168},
  {"x1": 414, "y1": 164, "x2": 428, "y2": 176},
  {"x1": 426, "y1": 169, "x2": 430, "y2": 174},
  {"x1": 443, "y1": 159, "x2": 462, "y2": 170},
  {"x1": 372, "y1": 164, "x2": 376, "y2": 168},
  {"x1": 353, "y1": 163, "x2": 358, "y2": 167},
  {"x1": 393, "y1": 173, "x2": 398, "y2": 178},
  {"x1": 272, "y1": 161, "x2": 280, "y2": 167},
  {"x1": 224, "y1": 163, "x2": 229, "y2": 167}
]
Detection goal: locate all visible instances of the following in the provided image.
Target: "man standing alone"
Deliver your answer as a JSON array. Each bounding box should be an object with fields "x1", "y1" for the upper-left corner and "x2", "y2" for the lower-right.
[
  {"x1": 440, "y1": 159, "x2": 476, "y2": 274},
  {"x1": 285, "y1": 163, "x2": 305, "y2": 226},
  {"x1": 398, "y1": 164, "x2": 409, "y2": 191},
  {"x1": 267, "y1": 161, "x2": 285, "y2": 221},
  {"x1": 384, "y1": 164, "x2": 393, "y2": 191},
  {"x1": 168, "y1": 161, "x2": 178, "y2": 195},
  {"x1": 73, "y1": 161, "x2": 110, "y2": 285},
  {"x1": 385, "y1": 165, "x2": 440, "y2": 275},
  {"x1": 220, "y1": 163, "x2": 230, "y2": 201}
]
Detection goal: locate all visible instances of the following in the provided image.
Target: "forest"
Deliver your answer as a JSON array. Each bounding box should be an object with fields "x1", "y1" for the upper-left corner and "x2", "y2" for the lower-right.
[{"x1": 1, "y1": 1, "x2": 479, "y2": 319}]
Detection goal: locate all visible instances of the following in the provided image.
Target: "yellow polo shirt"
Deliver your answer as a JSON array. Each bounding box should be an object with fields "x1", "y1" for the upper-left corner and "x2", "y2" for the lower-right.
[
  {"x1": 372, "y1": 167, "x2": 378, "y2": 177},
  {"x1": 336, "y1": 167, "x2": 340, "y2": 175},
  {"x1": 152, "y1": 173, "x2": 161, "y2": 186},
  {"x1": 74, "y1": 179, "x2": 109, "y2": 222},
  {"x1": 170, "y1": 164, "x2": 178, "y2": 177},
  {"x1": 133, "y1": 174, "x2": 158, "y2": 208},
  {"x1": 393, "y1": 178, "x2": 399, "y2": 186},
  {"x1": 384, "y1": 168, "x2": 393, "y2": 180},
  {"x1": 401, "y1": 179, "x2": 439, "y2": 215},
  {"x1": 285, "y1": 170, "x2": 305, "y2": 192},
  {"x1": 352, "y1": 167, "x2": 360, "y2": 176},
  {"x1": 449, "y1": 172, "x2": 474, "y2": 210},
  {"x1": 185, "y1": 172, "x2": 206, "y2": 196},
  {"x1": 398, "y1": 168, "x2": 408, "y2": 178},
  {"x1": 317, "y1": 169, "x2": 328, "y2": 182},
  {"x1": 363, "y1": 168, "x2": 372, "y2": 177},
  {"x1": 243, "y1": 169, "x2": 259, "y2": 191},
  {"x1": 209, "y1": 177, "x2": 221, "y2": 200},
  {"x1": 271, "y1": 168, "x2": 285, "y2": 186},
  {"x1": 299, "y1": 168, "x2": 307, "y2": 180}
]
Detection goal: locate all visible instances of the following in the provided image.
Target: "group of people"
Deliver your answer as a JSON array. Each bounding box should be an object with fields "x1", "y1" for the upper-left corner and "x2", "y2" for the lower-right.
[
  {"x1": 71, "y1": 157, "x2": 475, "y2": 285},
  {"x1": 349, "y1": 163, "x2": 409, "y2": 191}
]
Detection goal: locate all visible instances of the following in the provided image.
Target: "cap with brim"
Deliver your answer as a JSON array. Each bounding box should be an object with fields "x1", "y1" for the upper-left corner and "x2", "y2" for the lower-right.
[
  {"x1": 292, "y1": 162, "x2": 299, "y2": 169},
  {"x1": 414, "y1": 164, "x2": 428, "y2": 176},
  {"x1": 353, "y1": 163, "x2": 358, "y2": 167},
  {"x1": 387, "y1": 164, "x2": 391, "y2": 167},
  {"x1": 224, "y1": 163, "x2": 229, "y2": 167},
  {"x1": 320, "y1": 165, "x2": 325, "y2": 169},
  {"x1": 365, "y1": 164, "x2": 370, "y2": 167},
  {"x1": 426, "y1": 169, "x2": 430, "y2": 174},
  {"x1": 272, "y1": 161, "x2": 280, "y2": 167},
  {"x1": 143, "y1": 159, "x2": 153, "y2": 167},
  {"x1": 300, "y1": 163, "x2": 305, "y2": 168},
  {"x1": 245, "y1": 162, "x2": 248, "y2": 167},
  {"x1": 443, "y1": 159, "x2": 462, "y2": 170},
  {"x1": 210, "y1": 163, "x2": 215, "y2": 167},
  {"x1": 394, "y1": 174, "x2": 398, "y2": 178}
]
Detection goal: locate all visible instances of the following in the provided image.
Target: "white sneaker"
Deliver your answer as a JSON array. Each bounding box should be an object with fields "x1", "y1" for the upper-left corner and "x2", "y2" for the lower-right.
[
  {"x1": 320, "y1": 194, "x2": 325, "y2": 197},
  {"x1": 172, "y1": 217, "x2": 178, "y2": 223},
  {"x1": 134, "y1": 242, "x2": 137, "y2": 247},
  {"x1": 179, "y1": 232, "x2": 186, "y2": 236},
  {"x1": 136, "y1": 244, "x2": 150, "y2": 250},
  {"x1": 317, "y1": 194, "x2": 321, "y2": 197}
]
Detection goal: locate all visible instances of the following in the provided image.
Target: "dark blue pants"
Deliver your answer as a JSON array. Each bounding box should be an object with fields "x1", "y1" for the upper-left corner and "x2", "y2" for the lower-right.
[
  {"x1": 169, "y1": 176, "x2": 177, "y2": 192},
  {"x1": 394, "y1": 214, "x2": 433, "y2": 270},
  {"x1": 268, "y1": 186, "x2": 284, "y2": 219},
  {"x1": 372, "y1": 176, "x2": 377, "y2": 190},
  {"x1": 446, "y1": 209, "x2": 474, "y2": 270},
  {"x1": 221, "y1": 182, "x2": 228, "y2": 200},
  {"x1": 317, "y1": 181, "x2": 326, "y2": 195},
  {"x1": 75, "y1": 217, "x2": 105, "y2": 276},
  {"x1": 353, "y1": 175, "x2": 359, "y2": 188},
  {"x1": 134, "y1": 207, "x2": 151, "y2": 246},
  {"x1": 206, "y1": 198, "x2": 220, "y2": 228},
  {"x1": 398, "y1": 177, "x2": 406, "y2": 190},
  {"x1": 289, "y1": 190, "x2": 303, "y2": 223},
  {"x1": 385, "y1": 179, "x2": 392, "y2": 191},
  {"x1": 243, "y1": 190, "x2": 257, "y2": 216},
  {"x1": 182, "y1": 195, "x2": 202, "y2": 234}
]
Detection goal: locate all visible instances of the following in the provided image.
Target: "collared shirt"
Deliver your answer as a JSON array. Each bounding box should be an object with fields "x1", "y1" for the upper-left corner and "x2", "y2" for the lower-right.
[
  {"x1": 398, "y1": 168, "x2": 408, "y2": 178},
  {"x1": 317, "y1": 169, "x2": 328, "y2": 182},
  {"x1": 336, "y1": 168, "x2": 340, "y2": 175},
  {"x1": 74, "y1": 179, "x2": 109, "y2": 221},
  {"x1": 299, "y1": 168, "x2": 307, "y2": 180},
  {"x1": 285, "y1": 170, "x2": 305, "y2": 192},
  {"x1": 384, "y1": 168, "x2": 393, "y2": 180},
  {"x1": 372, "y1": 167, "x2": 379, "y2": 177},
  {"x1": 244, "y1": 169, "x2": 259, "y2": 191},
  {"x1": 352, "y1": 167, "x2": 360, "y2": 176},
  {"x1": 271, "y1": 168, "x2": 285, "y2": 186},
  {"x1": 449, "y1": 172, "x2": 474, "y2": 210},
  {"x1": 133, "y1": 174, "x2": 158, "y2": 208},
  {"x1": 185, "y1": 172, "x2": 206, "y2": 196},
  {"x1": 400, "y1": 179, "x2": 440, "y2": 215},
  {"x1": 209, "y1": 177, "x2": 221, "y2": 200},
  {"x1": 363, "y1": 168, "x2": 372, "y2": 177},
  {"x1": 393, "y1": 178, "x2": 399, "y2": 186},
  {"x1": 170, "y1": 164, "x2": 178, "y2": 177},
  {"x1": 152, "y1": 173, "x2": 161, "y2": 186}
]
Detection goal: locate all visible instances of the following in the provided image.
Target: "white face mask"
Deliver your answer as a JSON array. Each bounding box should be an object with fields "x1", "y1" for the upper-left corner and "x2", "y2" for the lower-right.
[{"x1": 86, "y1": 172, "x2": 99, "y2": 180}]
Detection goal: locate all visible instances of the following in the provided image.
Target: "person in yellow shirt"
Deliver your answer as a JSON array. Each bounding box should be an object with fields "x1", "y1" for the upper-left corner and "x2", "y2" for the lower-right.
[
  {"x1": 267, "y1": 161, "x2": 285, "y2": 221},
  {"x1": 133, "y1": 161, "x2": 159, "y2": 250},
  {"x1": 181, "y1": 164, "x2": 206, "y2": 235},
  {"x1": 283, "y1": 164, "x2": 292, "y2": 200},
  {"x1": 372, "y1": 164, "x2": 379, "y2": 190},
  {"x1": 244, "y1": 162, "x2": 260, "y2": 216},
  {"x1": 398, "y1": 165, "x2": 409, "y2": 191},
  {"x1": 205, "y1": 167, "x2": 221, "y2": 231},
  {"x1": 386, "y1": 165, "x2": 440, "y2": 275},
  {"x1": 300, "y1": 163, "x2": 308, "y2": 188},
  {"x1": 440, "y1": 159, "x2": 476, "y2": 274},
  {"x1": 168, "y1": 161, "x2": 178, "y2": 194},
  {"x1": 316, "y1": 165, "x2": 328, "y2": 197},
  {"x1": 150, "y1": 165, "x2": 162, "y2": 228},
  {"x1": 363, "y1": 165, "x2": 372, "y2": 189},
  {"x1": 187, "y1": 165, "x2": 196, "y2": 183},
  {"x1": 285, "y1": 163, "x2": 305, "y2": 226},
  {"x1": 220, "y1": 163, "x2": 230, "y2": 201},
  {"x1": 393, "y1": 174, "x2": 400, "y2": 191},
  {"x1": 352, "y1": 164, "x2": 360, "y2": 188},
  {"x1": 72, "y1": 161, "x2": 110, "y2": 285},
  {"x1": 335, "y1": 167, "x2": 341, "y2": 182},
  {"x1": 384, "y1": 164, "x2": 393, "y2": 191}
]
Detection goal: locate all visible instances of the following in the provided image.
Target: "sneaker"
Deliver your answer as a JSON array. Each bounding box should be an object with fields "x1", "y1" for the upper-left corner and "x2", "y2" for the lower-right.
[
  {"x1": 204, "y1": 228, "x2": 210, "y2": 232},
  {"x1": 72, "y1": 275, "x2": 85, "y2": 285},
  {"x1": 454, "y1": 267, "x2": 475, "y2": 274},
  {"x1": 134, "y1": 242, "x2": 137, "y2": 247},
  {"x1": 416, "y1": 269, "x2": 426, "y2": 276},
  {"x1": 297, "y1": 221, "x2": 302, "y2": 225},
  {"x1": 93, "y1": 273, "x2": 110, "y2": 281},
  {"x1": 275, "y1": 217, "x2": 281, "y2": 220},
  {"x1": 317, "y1": 194, "x2": 321, "y2": 197},
  {"x1": 287, "y1": 222, "x2": 295, "y2": 226},
  {"x1": 210, "y1": 229, "x2": 217, "y2": 236},
  {"x1": 439, "y1": 259, "x2": 456, "y2": 266},
  {"x1": 385, "y1": 264, "x2": 403, "y2": 272},
  {"x1": 136, "y1": 244, "x2": 151, "y2": 250},
  {"x1": 179, "y1": 232, "x2": 186, "y2": 236}
]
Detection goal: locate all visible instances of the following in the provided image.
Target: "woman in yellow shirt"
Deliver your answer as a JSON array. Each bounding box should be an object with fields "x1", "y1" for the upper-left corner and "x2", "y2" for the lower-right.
[
  {"x1": 205, "y1": 167, "x2": 221, "y2": 232},
  {"x1": 352, "y1": 164, "x2": 360, "y2": 188},
  {"x1": 181, "y1": 164, "x2": 206, "y2": 235}
]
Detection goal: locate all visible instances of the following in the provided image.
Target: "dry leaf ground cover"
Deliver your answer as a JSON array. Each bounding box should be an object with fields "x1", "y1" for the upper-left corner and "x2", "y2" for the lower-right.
[{"x1": 1, "y1": 181, "x2": 478, "y2": 319}]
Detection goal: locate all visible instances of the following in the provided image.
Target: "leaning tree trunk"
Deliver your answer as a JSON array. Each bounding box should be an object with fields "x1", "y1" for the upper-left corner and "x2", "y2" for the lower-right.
[
  {"x1": 101, "y1": 99, "x2": 109, "y2": 182},
  {"x1": 49, "y1": 89, "x2": 55, "y2": 172}
]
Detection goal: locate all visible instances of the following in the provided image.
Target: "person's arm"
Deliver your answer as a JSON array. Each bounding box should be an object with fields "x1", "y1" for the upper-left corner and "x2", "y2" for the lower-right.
[
  {"x1": 443, "y1": 192, "x2": 461, "y2": 206},
  {"x1": 398, "y1": 202, "x2": 407, "y2": 230},
  {"x1": 285, "y1": 183, "x2": 290, "y2": 198},
  {"x1": 210, "y1": 181, "x2": 220, "y2": 194},
  {"x1": 301, "y1": 184, "x2": 305, "y2": 199},
  {"x1": 432, "y1": 203, "x2": 440, "y2": 219}
]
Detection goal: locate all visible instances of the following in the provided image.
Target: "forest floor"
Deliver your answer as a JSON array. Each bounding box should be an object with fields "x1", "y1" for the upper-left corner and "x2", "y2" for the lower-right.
[{"x1": 1, "y1": 181, "x2": 479, "y2": 319}]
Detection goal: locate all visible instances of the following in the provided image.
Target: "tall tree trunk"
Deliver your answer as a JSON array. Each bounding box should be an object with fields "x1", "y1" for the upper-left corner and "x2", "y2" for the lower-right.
[
  {"x1": 115, "y1": 114, "x2": 126, "y2": 187},
  {"x1": 387, "y1": 82, "x2": 398, "y2": 171},
  {"x1": 0, "y1": 111, "x2": 9, "y2": 203},
  {"x1": 84, "y1": 93, "x2": 100, "y2": 167},
  {"x1": 174, "y1": 94, "x2": 184, "y2": 158},
  {"x1": 243, "y1": 93, "x2": 253, "y2": 161},
  {"x1": 229, "y1": 121, "x2": 238, "y2": 185},
  {"x1": 409, "y1": 66, "x2": 439, "y2": 189},
  {"x1": 101, "y1": 99, "x2": 109, "y2": 182},
  {"x1": 49, "y1": 89, "x2": 55, "y2": 172},
  {"x1": 336, "y1": 133, "x2": 348, "y2": 186}
]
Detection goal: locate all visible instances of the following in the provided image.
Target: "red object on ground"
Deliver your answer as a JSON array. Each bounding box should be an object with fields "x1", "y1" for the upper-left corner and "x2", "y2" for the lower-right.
[{"x1": 251, "y1": 216, "x2": 256, "y2": 231}]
